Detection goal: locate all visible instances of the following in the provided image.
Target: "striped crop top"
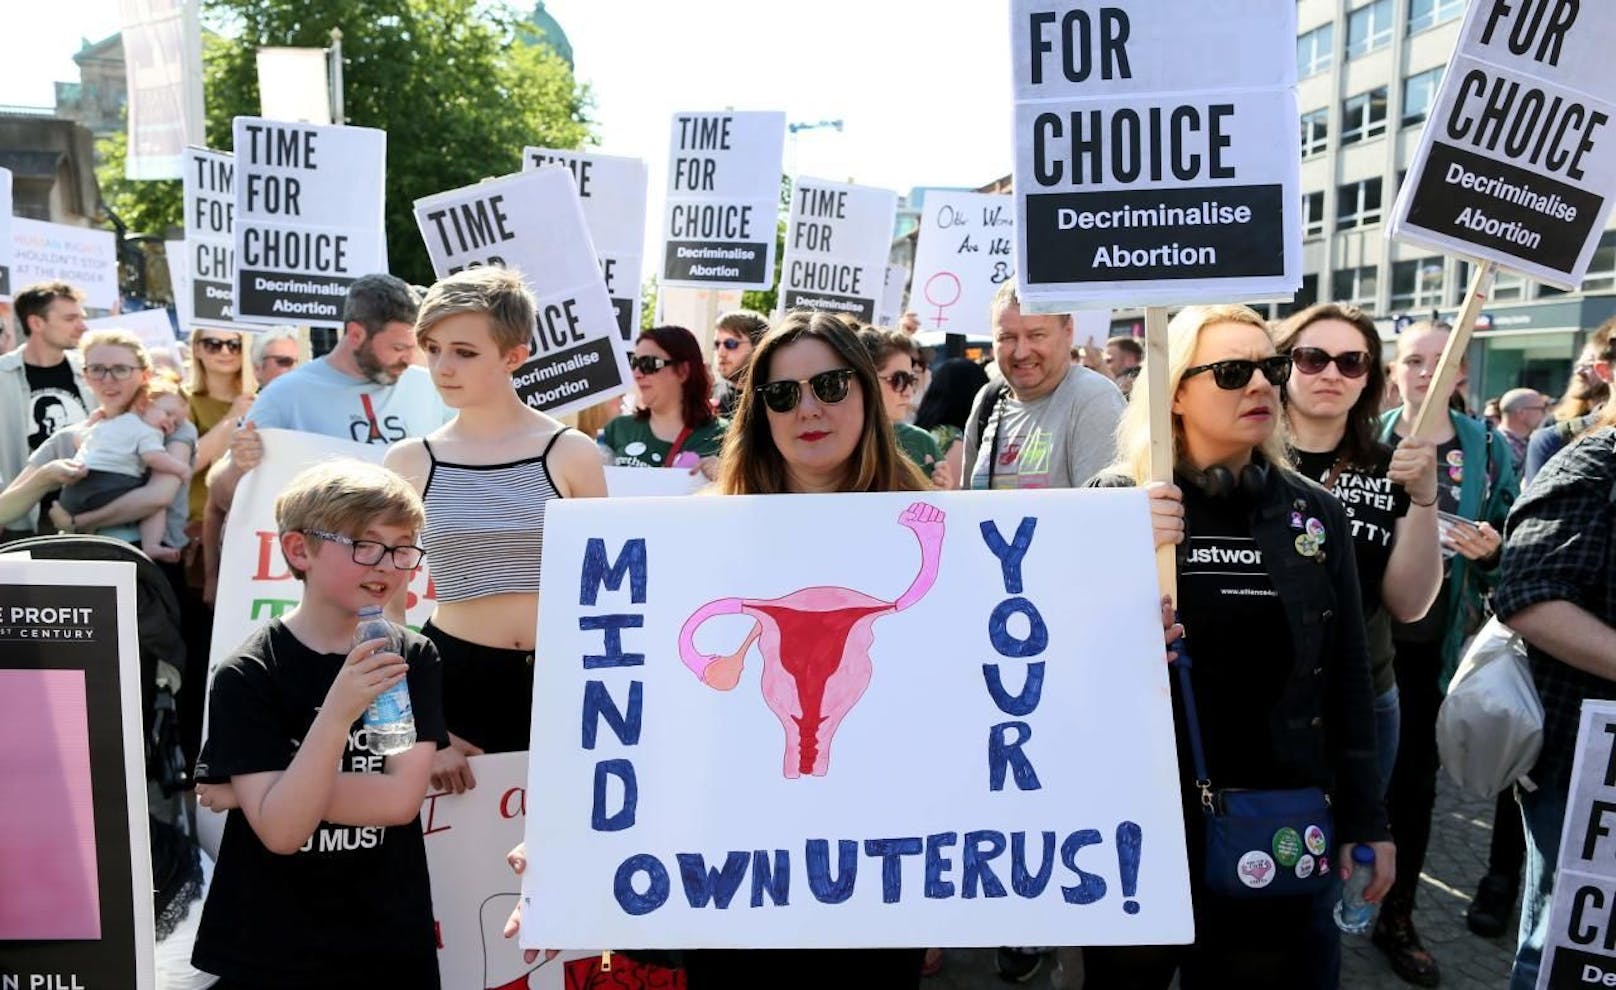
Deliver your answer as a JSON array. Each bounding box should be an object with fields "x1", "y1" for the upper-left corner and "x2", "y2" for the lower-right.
[{"x1": 418, "y1": 431, "x2": 567, "y2": 602}]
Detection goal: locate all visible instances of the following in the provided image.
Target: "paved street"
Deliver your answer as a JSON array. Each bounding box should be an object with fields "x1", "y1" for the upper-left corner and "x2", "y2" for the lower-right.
[{"x1": 926, "y1": 773, "x2": 1518, "y2": 989}]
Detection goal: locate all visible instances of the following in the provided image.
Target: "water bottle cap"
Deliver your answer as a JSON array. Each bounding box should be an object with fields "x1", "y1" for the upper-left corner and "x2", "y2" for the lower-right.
[
  {"x1": 1351, "y1": 845, "x2": 1376, "y2": 864},
  {"x1": 356, "y1": 605, "x2": 384, "y2": 618}
]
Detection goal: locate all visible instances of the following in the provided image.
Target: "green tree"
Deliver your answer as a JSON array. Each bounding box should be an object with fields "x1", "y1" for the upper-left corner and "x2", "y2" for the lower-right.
[
  {"x1": 740, "y1": 173, "x2": 792, "y2": 316},
  {"x1": 96, "y1": 129, "x2": 185, "y2": 238}
]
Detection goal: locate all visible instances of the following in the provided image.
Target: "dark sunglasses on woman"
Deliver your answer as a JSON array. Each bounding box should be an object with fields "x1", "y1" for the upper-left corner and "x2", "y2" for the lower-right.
[
  {"x1": 1289, "y1": 347, "x2": 1372, "y2": 379},
  {"x1": 880, "y1": 370, "x2": 920, "y2": 393},
  {"x1": 755, "y1": 368, "x2": 855, "y2": 414},
  {"x1": 1182, "y1": 355, "x2": 1293, "y2": 390},
  {"x1": 198, "y1": 336, "x2": 242, "y2": 354},
  {"x1": 629, "y1": 355, "x2": 675, "y2": 375}
]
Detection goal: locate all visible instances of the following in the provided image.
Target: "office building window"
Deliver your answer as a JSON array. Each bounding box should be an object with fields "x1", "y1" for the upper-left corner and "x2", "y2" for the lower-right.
[
  {"x1": 1402, "y1": 67, "x2": 1444, "y2": 126},
  {"x1": 1297, "y1": 24, "x2": 1334, "y2": 77},
  {"x1": 1336, "y1": 177, "x2": 1383, "y2": 229},
  {"x1": 1582, "y1": 231, "x2": 1616, "y2": 293},
  {"x1": 1300, "y1": 108, "x2": 1329, "y2": 157},
  {"x1": 1391, "y1": 258, "x2": 1445, "y2": 310},
  {"x1": 1332, "y1": 266, "x2": 1379, "y2": 308},
  {"x1": 1303, "y1": 191, "x2": 1325, "y2": 237},
  {"x1": 1279, "y1": 274, "x2": 1320, "y2": 318},
  {"x1": 1408, "y1": 0, "x2": 1464, "y2": 34},
  {"x1": 1346, "y1": 0, "x2": 1393, "y2": 58},
  {"x1": 1341, "y1": 87, "x2": 1389, "y2": 144}
]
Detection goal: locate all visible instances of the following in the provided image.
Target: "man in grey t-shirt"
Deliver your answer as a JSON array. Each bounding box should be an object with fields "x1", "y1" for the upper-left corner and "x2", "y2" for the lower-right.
[{"x1": 960, "y1": 281, "x2": 1124, "y2": 491}]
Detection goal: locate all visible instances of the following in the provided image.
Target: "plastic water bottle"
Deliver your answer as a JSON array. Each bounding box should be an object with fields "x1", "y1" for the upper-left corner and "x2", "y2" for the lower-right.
[
  {"x1": 1333, "y1": 844, "x2": 1378, "y2": 934},
  {"x1": 354, "y1": 605, "x2": 415, "y2": 756}
]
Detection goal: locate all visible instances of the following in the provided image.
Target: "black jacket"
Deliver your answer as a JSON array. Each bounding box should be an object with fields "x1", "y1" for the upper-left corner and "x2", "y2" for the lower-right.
[{"x1": 1090, "y1": 463, "x2": 1390, "y2": 844}]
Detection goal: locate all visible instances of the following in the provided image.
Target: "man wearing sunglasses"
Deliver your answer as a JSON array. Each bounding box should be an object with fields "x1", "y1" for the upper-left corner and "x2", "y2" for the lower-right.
[
  {"x1": 249, "y1": 326, "x2": 303, "y2": 386},
  {"x1": 710, "y1": 309, "x2": 768, "y2": 418},
  {"x1": 960, "y1": 281, "x2": 1125, "y2": 494}
]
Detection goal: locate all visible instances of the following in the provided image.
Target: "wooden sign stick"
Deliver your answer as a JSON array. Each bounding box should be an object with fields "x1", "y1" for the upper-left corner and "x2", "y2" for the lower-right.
[
  {"x1": 1144, "y1": 305, "x2": 1176, "y2": 603},
  {"x1": 1411, "y1": 259, "x2": 1497, "y2": 439}
]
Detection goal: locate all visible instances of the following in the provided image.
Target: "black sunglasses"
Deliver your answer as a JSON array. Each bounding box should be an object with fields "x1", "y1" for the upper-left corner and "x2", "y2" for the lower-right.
[
  {"x1": 713, "y1": 338, "x2": 745, "y2": 351},
  {"x1": 1290, "y1": 347, "x2": 1372, "y2": 379},
  {"x1": 198, "y1": 336, "x2": 242, "y2": 354},
  {"x1": 629, "y1": 355, "x2": 676, "y2": 375},
  {"x1": 1182, "y1": 355, "x2": 1292, "y2": 390},
  {"x1": 260, "y1": 354, "x2": 297, "y2": 369},
  {"x1": 880, "y1": 370, "x2": 920, "y2": 392},
  {"x1": 304, "y1": 529, "x2": 424, "y2": 570},
  {"x1": 755, "y1": 368, "x2": 855, "y2": 414}
]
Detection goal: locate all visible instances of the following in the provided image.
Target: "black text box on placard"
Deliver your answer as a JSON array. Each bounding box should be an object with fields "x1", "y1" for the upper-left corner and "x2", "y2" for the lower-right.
[
  {"x1": 612, "y1": 297, "x2": 634, "y2": 342},
  {"x1": 781, "y1": 289, "x2": 877, "y2": 323},
  {"x1": 1548, "y1": 943, "x2": 1616, "y2": 988},
  {"x1": 663, "y1": 240, "x2": 770, "y2": 284},
  {"x1": 195, "y1": 279, "x2": 233, "y2": 322},
  {"x1": 514, "y1": 335, "x2": 623, "y2": 412},
  {"x1": 236, "y1": 269, "x2": 351, "y2": 322},
  {"x1": 1406, "y1": 142, "x2": 1604, "y2": 277},
  {"x1": 1024, "y1": 185, "x2": 1286, "y2": 283}
]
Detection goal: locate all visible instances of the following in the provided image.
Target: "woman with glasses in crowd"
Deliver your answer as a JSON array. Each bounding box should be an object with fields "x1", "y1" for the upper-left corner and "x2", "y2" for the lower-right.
[
  {"x1": 857, "y1": 325, "x2": 948, "y2": 487},
  {"x1": 599, "y1": 325, "x2": 725, "y2": 478},
  {"x1": 1085, "y1": 305, "x2": 1391, "y2": 989},
  {"x1": 384, "y1": 267, "x2": 605, "y2": 795}
]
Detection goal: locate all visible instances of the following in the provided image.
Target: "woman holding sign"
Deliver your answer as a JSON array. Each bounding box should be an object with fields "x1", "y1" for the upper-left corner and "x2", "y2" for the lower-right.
[
  {"x1": 1085, "y1": 305, "x2": 1392, "y2": 989},
  {"x1": 384, "y1": 267, "x2": 606, "y2": 793},
  {"x1": 598, "y1": 325, "x2": 725, "y2": 476}
]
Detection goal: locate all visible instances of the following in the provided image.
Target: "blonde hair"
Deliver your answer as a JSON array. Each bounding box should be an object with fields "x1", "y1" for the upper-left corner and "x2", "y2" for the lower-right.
[
  {"x1": 1108, "y1": 304, "x2": 1290, "y2": 485},
  {"x1": 135, "y1": 371, "x2": 185, "y2": 411},
  {"x1": 187, "y1": 328, "x2": 257, "y2": 398},
  {"x1": 275, "y1": 460, "x2": 425, "y2": 581},
  {"x1": 78, "y1": 329, "x2": 151, "y2": 369},
  {"x1": 415, "y1": 266, "x2": 534, "y2": 354}
]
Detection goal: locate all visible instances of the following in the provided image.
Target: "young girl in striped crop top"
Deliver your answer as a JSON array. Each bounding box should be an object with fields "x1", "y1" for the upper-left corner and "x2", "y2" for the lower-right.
[{"x1": 384, "y1": 267, "x2": 605, "y2": 794}]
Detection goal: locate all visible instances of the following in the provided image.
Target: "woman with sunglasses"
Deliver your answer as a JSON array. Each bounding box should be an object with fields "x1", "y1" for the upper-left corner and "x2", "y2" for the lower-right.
[
  {"x1": 856, "y1": 325, "x2": 948, "y2": 487},
  {"x1": 384, "y1": 267, "x2": 605, "y2": 796},
  {"x1": 599, "y1": 326, "x2": 725, "y2": 477},
  {"x1": 1085, "y1": 305, "x2": 1391, "y2": 990},
  {"x1": 186, "y1": 329, "x2": 257, "y2": 525}
]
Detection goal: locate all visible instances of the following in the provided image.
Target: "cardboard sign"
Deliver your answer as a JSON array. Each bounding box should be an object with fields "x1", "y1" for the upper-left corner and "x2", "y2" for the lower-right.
[
  {"x1": 1539, "y1": 701, "x2": 1616, "y2": 988},
  {"x1": 661, "y1": 111, "x2": 786, "y2": 290},
  {"x1": 910, "y1": 192, "x2": 1016, "y2": 334},
  {"x1": 0, "y1": 167, "x2": 13, "y2": 301},
  {"x1": 524, "y1": 147, "x2": 649, "y2": 345},
  {"x1": 0, "y1": 559, "x2": 154, "y2": 988},
  {"x1": 603, "y1": 466, "x2": 704, "y2": 498},
  {"x1": 11, "y1": 218, "x2": 119, "y2": 310},
  {"x1": 522, "y1": 489, "x2": 1191, "y2": 949},
  {"x1": 1389, "y1": 3, "x2": 1616, "y2": 290},
  {"x1": 413, "y1": 168, "x2": 634, "y2": 418},
  {"x1": 779, "y1": 178, "x2": 898, "y2": 323},
  {"x1": 85, "y1": 310, "x2": 178, "y2": 357},
  {"x1": 231, "y1": 116, "x2": 387, "y2": 328},
  {"x1": 1010, "y1": 0, "x2": 1301, "y2": 309},
  {"x1": 184, "y1": 146, "x2": 254, "y2": 330},
  {"x1": 878, "y1": 264, "x2": 908, "y2": 328}
]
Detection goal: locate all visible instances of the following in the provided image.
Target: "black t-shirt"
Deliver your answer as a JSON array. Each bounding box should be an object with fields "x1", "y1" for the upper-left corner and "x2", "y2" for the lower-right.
[
  {"x1": 1388, "y1": 432, "x2": 1464, "y2": 643},
  {"x1": 193, "y1": 619, "x2": 448, "y2": 988},
  {"x1": 24, "y1": 359, "x2": 88, "y2": 450},
  {"x1": 1176, "y1": 482, "x2": 1296, "y2": 789},
  {"x1": 1291, "y1": 444, "x2": 1411, "y2": 617}
]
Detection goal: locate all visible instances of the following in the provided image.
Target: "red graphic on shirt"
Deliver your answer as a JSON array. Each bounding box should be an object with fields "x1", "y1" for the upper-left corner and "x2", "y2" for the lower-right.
[{"x1": 563, "y1": 956, "x2": 687, "y2": 990}]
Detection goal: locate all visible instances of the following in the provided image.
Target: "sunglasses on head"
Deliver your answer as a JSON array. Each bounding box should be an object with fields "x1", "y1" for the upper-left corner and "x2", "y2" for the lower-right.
[
  {"x1": 755, "y1": 368, "x2": 855, "y2": 414},
  {"x1": 880, "y1": 370, "x2": 920, "y2": 392},
  {"x1": 1182, "y1": 355, "x2": 1292, "y2": 390},
  {"x1": 1290, "y1": 347, "x2": 1372, "y2": 379},
  {"x1": 629, "y1": 355, "x2": 676, "y2": 375},
  {"x1": 198, "y1": 336, "x2": 242, "y2": 354},
  {"x1": 260, "y1": 354, "x2": 297, "y2": 369},
  {"x1": 714, "y1": 338, "x2": 745, "y2": 351}
]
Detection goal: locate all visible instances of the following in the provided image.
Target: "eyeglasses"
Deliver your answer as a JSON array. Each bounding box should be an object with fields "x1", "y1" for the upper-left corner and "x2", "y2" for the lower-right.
[
  {"x1": 713, "y1": 338, "x2": 745, "y2": 351},
  {"x1": 303, "y1": 529, "x2": 424, "y2": 570},
  {"x1": 880, "y1": 370, "x2": 920, "y2": 393},
  {"x1": 85, "y1": 363, "x2": 138, "y2": 381},
  {"x1": 755, "y1": 368, "x2": 856, "y2": 414},
  {"x1": 198, "y1": 337, "x2": 242, "y2": 354},
  {"x1": 1182, "y1": 356, "x2": 1292, "y2": 390},
  {"x1": 1290, "y1": 347, "x2": 1372, "y2": 379},
  {"x1": 629, "y1": 355, "x2": 676, "y2": 375},
  {"x1": 260, "y1": 355, "x2": 297, "y2": 370}
]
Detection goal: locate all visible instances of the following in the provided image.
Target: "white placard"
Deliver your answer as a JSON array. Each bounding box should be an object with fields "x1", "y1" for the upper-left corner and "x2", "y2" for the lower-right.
[
  {"x1": 231, "y1": 116, "x2": 386, "y2": 328},
  {"x1": 1010, "y1": 0, "x2": 1301, "y2": 309},
  {"x1": 1389, "y1": 3, "x2": 1616, "y2": 290},
  {"x1": 255, "y1": 47, "x2": 332, "y2": 125},
  {"x1": 182, "y1": 147, "x2": 253, "y2": 331},
  {"x1": 878, "y1": 264, "x2": 908, "y2": 328},
  {"x1": 524, "y1": 147, "x2": 649, "y2": 348},
  {"x1": 522, "y1": 489, "x2": 1191, "y2": 949},
  {"x1": 661, "y1": 111, "x2": 786, "y2": 290},
  {"x1": 910, "y1": 192, "x2": 1015, "y2": 335},
  {"x1": 413, "y1": 168, "x2": 633, "y2": 418},
  {"x1": 779, "y1": 178, "x2": 897, "y2": 323},
  {"x1": 603, "y1": 466, "x2": 704, "y2": 498},
  {"x1": 11, "y1": 218, "x2": 119, "y2": 310},
  {"x1": 165, "y1": 237, "x2": 188, "y2": 327},
  {"x1": 85, "y1": 309, "x2": 177, "y2": 356},
  {"x1": 1539, "y1": 701, "x2": 1616, "y2": 988},
  {"x1": 119, "y1": 0, "x2": 204, "y2": 181}
]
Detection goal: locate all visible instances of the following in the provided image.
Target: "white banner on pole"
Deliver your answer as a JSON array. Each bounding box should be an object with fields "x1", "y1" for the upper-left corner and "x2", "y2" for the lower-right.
[
  {"x1": 11, "y1": 218, "x2": 119, "y2": 310},
  {"x1": 910, "y1": 192, "x2": 1015, "y2": 336},
  {"x1": 780, "y1": 178, "x2": 897, "y2": 323},
  {"x1": 878, "y1": 264, "x2": 908, "y2": 328},
  {"x1": 231, "y1": 117, "x2": 386, "y2": 328},
  {"x1": 1389, "y1": 3, "x2": 1616, "y2": 290},
  {"x1": 1538, "y1": 701, "x2": 1616, "y2": 988},
  {"x1": 660, "y1": 111, "x2": 786, "y2": 291},
  {"x1": 183, "y1": 147, "x2": 255, "y2": 331},
  {"x1": 119, "y1": 0, "x2": 203, "y2": 181},
  {"x1": 413, "y1": 168, "x2": 634, "y2": 418},
  {"x1": 1010, "y1": 0, "x2": 1301, "y2": 309},
  {"x1": 524, "y1": 147, "x2": 648, "y2": 349},
  {"x1": 0, "y1": 167, "x2": 13, "y2": 302},
  {"x1": 522, "y1": 489, "x2": 1191, "y2": 949},
  {"x1": 255, "y1": 47, "x2": 332, "y2": 125}
]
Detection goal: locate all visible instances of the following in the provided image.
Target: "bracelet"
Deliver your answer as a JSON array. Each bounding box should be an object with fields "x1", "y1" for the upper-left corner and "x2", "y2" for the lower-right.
[{"x1": 1410, "y1": 494, "x2": 1437, "y2": 507}]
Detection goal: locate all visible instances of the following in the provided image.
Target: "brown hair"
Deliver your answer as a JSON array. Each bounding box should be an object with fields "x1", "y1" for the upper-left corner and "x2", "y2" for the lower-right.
[
  {"x1": 415, "y1": 266, "x2": 535, "y2": 354},
  {"x1": 856, "y1": 326, "x2": 919, "y2": 370},
  {"x1": 1274, "y1": 302, "x2": 1387, "y2": 469},
  {"x1": 275, "y1": 460, "x2": 425, "y2": 581},
  {"x1": 715, "y1": 309, "x2": 769, "y2": 345},
  {"x1": 14, "y1": 280, "x2": 84, "y2": 337},
  {"x1": 1555, "y1": 316, "x2": 1616, "y2": 423},
  {"x1": 715, "y1": 310, "x2": 928, "y2": 495}
]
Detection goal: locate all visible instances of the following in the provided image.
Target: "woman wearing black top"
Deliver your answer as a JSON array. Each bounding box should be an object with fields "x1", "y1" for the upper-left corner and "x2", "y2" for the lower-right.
[{"x1": 1086, "y1": 304, "x2": 1393, "y2": 989}]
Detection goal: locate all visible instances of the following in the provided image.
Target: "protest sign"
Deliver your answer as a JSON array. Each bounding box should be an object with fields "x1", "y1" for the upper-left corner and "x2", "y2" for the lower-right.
[
  {"x1": 878, "y1": 264, "x2": 908, "y2": 327},
  {"x1": 231, "y1": 116, "x2": 386, "y2": 328},
  {"x1": 119, "y1": 0, "x2": 204, "y2": 181},
  {"x1": 1010, "y1": 0, "x2": 1301, "y2": 309},
  {"x1": 86, "y1": 309, "x2": 178, "y2": 357},
  {"x1": 0, "y1": 558, "x2": 154, "y2": 989},
  {"x1": 414, "y1": 168, "x2": 634, "y2": 417},
  {"x1": 166, "y1": 237, "x2": 189, "y2": 326},
  {"x1": 1538, "y1": 701, "x2": 1616, "y2": 988},
  {"x1": 1389, "y1": 3, "x2": 1616, "y2": 290},
  {"x1": 779, "y1": 178, "x2": 897, "y2": 323},
  {"x1": 11, "y1": 218, "x2": 119, "y2": 310},
  {"x1": 661, "y1": 110, "x2": 786, "y2": 290},
  {"x1": 255, "y1": 47, "x2": 332, "y2": 125},
  {"x1": 522, "y1": 489, "x2": 1191, "y2": 949},
  {"x1": 184, "y1": 146, "x2": 254, "y2": 329},
  {"x1": 910, "y1": 192, "x2": 1015, "y2": 334},
  {"x1": 603, "y1": 466, "x2": 704, "y2": 498},
  {"x1": 524, "y1": 147, "x2": 649, "y2": 345},
  {"x1": 0, "y1": 167, "x2": 13, "y2": 301}
]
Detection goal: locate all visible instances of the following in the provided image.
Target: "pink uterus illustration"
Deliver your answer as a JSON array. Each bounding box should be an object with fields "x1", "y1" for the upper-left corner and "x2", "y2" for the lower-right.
[{"x1": 678, "y1": 502, "x2": 945, "y2": 778}]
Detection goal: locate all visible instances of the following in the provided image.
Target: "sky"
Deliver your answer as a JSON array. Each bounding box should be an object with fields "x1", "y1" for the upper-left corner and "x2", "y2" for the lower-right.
[{"x1": 3, "y1": 1, "x2": 1014, "y2": 259}]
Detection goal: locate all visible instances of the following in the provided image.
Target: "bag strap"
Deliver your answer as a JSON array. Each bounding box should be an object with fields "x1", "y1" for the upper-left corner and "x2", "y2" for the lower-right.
[
  {"x1": 1169, "y1": 645, "x2": 1216, "y2": 812},
  {"x1": 665, "y1": 426, "x2": 694, "y2": 466},
  {"x1": 977, "y1": 385, "x2": 1010, "y2": 489}
]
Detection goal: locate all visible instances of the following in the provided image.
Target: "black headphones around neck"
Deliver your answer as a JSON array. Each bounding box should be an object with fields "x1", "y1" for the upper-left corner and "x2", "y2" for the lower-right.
[{"x1": 1178, "y1": 455, "x2": 1270, "y2": 501}]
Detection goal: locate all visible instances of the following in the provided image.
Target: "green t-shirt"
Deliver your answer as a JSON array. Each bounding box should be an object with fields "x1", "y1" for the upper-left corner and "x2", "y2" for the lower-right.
[
  {"x1": 599, "y1": 415, "x2": 727, "y2": 468},
  {"x1": 894, "y1": 421, "x2": 942, "y2": 472}
]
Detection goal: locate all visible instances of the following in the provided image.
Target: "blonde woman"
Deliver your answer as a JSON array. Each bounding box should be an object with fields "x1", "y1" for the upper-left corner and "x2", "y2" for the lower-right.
[{"x1": 186, "y1": 328, "x2": 256, "y2": 526}]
